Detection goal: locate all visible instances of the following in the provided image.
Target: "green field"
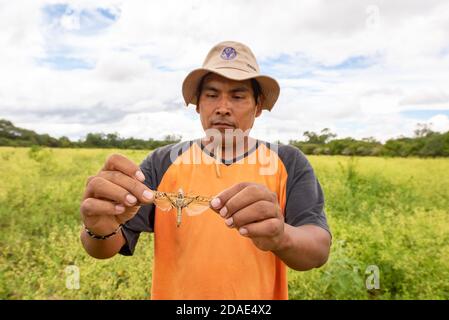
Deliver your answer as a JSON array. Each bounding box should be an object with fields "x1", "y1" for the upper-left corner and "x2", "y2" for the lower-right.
[{"x1": 1, "y1": 146, "x2": 448, "y2": 299}]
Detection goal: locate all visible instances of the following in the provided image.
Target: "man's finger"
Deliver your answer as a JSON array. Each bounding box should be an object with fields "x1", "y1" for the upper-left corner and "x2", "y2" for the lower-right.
[
  {"x1": 98, "y1": 170, "x2": 154, "y2": 204},
  {"x1": 86, "y1": 176, "x2": 141, "y2": 207},
  {"x1": 101, "y1": 153, "x2": 145, "y2": 182},
  {"x1": 223, "y1": 200, "x2": 280, "y2": 229},
  {"x1": 221, "y1": 185, "x2": 277, "y2": 219},
  {"x1": 80, "y1": 197, "x2": 129, "y2": 217},
  {"x1": 209, "y1": 182, "x2": 251, "y2": 214},
  {"x1": 237, "y1": 218, "x2": 284, "y2": 238},
  {"x1": 211, "y1": 183, "x2": 277, "y2": 219}
]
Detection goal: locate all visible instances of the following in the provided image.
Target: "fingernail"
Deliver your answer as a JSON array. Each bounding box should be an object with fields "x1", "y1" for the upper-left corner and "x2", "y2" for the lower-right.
[
  {"x1": 115, "y1": 204, "x2": 125, "y2": 213},
  {"x1": 219, "y1": 206, "x2": 227, "y2": 217},
  {"x1": 210, "y1": 197, "x2": 221, "y2": 209},
  {"x1": 239, "y1": 228, "x2": 248, "y2": 236},
  {"x1": 126, "y1": 194, "x2": 137, "y2": 204},
  {"x1": 135, "y1": 171, "x2": 145, "y2": 182},
  {"x1": 225, "y1": 217, "x2": 233, "y2": 227},
  {"x1": 143, "y1": 190, "x2": 153, "y2": 200}
]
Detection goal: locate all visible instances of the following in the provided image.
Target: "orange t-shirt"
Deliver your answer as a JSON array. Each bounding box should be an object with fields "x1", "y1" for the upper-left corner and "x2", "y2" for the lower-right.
[{"x1": 120, "y1": 140, "x2": 330, "y2": 300}]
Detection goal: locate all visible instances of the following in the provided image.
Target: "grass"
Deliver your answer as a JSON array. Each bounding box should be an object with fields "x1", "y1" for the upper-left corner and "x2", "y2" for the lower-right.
[{"x1": 0, "y1": 147, "x2": 448, "y2": 299}]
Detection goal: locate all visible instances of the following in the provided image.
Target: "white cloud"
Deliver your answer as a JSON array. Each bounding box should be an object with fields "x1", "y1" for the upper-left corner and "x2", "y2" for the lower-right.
[
  {"x1": 59, "y1": 9, "x2": 81, "y2": 31},
  {"x1": 428, "y1": 114, "x2": 449, "y2": 132},
  {"x1": 399, "y1": 90, "x2": 449, "y2": 110},
  {"x1": 0, "y1": 0, "x2": 449, "y2": 143},
  {"x1": 360, "y1": 93, "x2": 402, "y2": 115}
]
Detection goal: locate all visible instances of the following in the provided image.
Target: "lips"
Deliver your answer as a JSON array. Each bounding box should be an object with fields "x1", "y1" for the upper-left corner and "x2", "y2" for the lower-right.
[{"x1": 211, "y1": 121, "x2": 235, "y2": 129}]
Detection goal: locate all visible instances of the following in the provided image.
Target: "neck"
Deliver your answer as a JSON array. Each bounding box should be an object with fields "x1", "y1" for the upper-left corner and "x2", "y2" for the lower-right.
[{"x1": 201, "y1": 136, "x2": 256, "y2": 161}]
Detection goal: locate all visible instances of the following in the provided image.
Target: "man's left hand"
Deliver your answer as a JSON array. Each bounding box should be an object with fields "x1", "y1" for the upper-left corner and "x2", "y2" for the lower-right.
[{"x1": 210, "y1": 182, "x2": 286, "y2": 252}]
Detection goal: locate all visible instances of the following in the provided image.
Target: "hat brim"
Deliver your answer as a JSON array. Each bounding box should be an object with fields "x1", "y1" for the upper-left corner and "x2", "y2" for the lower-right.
[{"x1": 182, "y1": 68, "x2": 280, "y2": 111}]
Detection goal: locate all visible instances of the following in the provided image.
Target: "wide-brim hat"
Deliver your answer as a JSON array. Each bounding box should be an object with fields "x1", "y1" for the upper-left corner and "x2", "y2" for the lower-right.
[{"x1": 182, "y1": 41, "x2": 280, "y2": 111}]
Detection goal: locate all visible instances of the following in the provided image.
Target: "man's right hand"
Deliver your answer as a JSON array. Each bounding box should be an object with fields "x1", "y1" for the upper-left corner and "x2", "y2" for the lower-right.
[{"x1": 80, "y1": 154, "x2": 154, "y2": 237}]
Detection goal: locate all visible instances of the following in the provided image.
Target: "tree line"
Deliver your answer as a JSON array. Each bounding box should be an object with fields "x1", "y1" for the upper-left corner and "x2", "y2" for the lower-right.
[
  {"x1": 0, "y1": 119, "x2": 181, "y2": 150},
  {"x1": 289, "y1": 126, "x2": 449, "y2": 157},
  {"x1": 1, "y1": 119, "x2": 448, "y2": 157}
]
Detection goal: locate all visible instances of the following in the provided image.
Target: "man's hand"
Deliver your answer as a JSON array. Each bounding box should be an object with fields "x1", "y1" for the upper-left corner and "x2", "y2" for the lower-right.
[
  {"x1": 210, "y1": 182, "x2": 286, "y2": 252},
  {"x1": 210, "y1": 182, "x2": 331, "y2": 270},
  {"x1": 80, "y1": 154, "x2": 154, "y2": 236}
]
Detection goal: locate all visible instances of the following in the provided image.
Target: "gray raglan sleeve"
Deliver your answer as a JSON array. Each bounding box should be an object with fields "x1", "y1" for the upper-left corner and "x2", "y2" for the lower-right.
[
  {"x1": 279, "y1": 145, "x2": 331, "y2": 235},
  {"x1": 119, "y1": 153, "x2": 157, "y2": 256}
]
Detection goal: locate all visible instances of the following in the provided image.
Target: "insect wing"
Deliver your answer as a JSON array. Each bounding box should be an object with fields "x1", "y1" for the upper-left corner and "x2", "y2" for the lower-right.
[
  {"x1": 153, "y1": 192, "x2": 176, "y2": 211},
  {"x1": 184, "y1": 196, "x2": 211, "y2": 216}
]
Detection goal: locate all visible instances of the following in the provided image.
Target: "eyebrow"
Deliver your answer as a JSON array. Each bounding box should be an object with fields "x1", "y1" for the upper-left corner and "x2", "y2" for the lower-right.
[
  {"x1": 203, "y1": 85, "x2": 250, "y2": 93},
  {"x1": 230, "y1": 87, "x2": 250, "y2": 93}
]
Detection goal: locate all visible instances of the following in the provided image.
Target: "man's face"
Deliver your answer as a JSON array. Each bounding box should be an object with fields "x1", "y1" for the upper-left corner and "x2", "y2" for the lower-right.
[{"x1": 196, "y1": 73, "x2": 263, "y2": 137}]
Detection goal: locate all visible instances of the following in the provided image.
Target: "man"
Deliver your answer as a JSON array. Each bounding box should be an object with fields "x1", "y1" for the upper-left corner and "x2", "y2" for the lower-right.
[{"x1": 80, "y1": 41, "x2": 331, "y2": 299}]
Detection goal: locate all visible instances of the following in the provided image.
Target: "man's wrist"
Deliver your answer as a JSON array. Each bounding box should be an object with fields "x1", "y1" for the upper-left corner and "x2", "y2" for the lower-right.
[
  {"x1": 84, "y1": 224, "x2": 123, "y2": 240},
  {"x1": 272, "y1": 223, "x2": 294, "y2": 253}
]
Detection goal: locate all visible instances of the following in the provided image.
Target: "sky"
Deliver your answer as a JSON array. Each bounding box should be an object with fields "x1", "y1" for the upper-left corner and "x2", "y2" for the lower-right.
[{"x1": 1, "y1": 0, "x2": 449, "y2": 143}]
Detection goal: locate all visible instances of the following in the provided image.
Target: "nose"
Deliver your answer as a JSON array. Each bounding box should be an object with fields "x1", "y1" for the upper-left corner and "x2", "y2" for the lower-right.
[{"x1": 214, "y1": 96, "x2": 232, "y2": 116}]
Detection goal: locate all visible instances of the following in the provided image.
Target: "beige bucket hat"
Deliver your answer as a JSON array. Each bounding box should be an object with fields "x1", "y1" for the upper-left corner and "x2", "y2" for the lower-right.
[{"x1": 182, "y1": 41, "x2": 280, "y2": 111}]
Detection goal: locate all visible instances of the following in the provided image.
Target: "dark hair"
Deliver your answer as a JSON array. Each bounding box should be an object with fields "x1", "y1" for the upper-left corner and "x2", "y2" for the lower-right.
[
  {"x1": 196, "y1": 74, "x2": 262, "y2": 105},
  {"x1": 250, "y1": 79, "x2": 262, "y2": 105}
]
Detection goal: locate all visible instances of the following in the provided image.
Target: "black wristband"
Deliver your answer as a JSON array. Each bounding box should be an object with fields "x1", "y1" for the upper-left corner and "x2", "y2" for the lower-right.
[{"x1": 84, "y1": 224, "x2": 123, "y2": 240}]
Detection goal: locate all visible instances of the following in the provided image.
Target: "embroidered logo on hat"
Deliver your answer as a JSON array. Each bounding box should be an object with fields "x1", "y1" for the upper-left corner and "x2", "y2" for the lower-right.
[{"x1": 220, "y1": 47, "x2": 237, "y2": 60}]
